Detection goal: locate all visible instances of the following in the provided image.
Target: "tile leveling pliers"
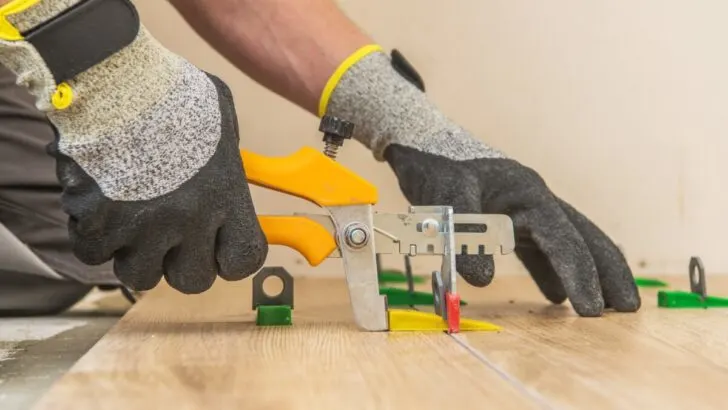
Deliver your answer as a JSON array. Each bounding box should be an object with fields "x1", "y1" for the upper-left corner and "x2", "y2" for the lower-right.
[{"x1": 240, "y1": 116, "x2": 516, "y2": 333}]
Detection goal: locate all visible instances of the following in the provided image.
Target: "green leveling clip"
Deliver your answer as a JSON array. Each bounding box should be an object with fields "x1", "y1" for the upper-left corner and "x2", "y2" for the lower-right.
[
  {"x1": 635, "y1": 277, "x2": 668, "y2": 288},
  {"x1": 376, "y1": 255, "x2": 467, "y2": 307},
  {"x1": 657, "y1": 257, "x2": 728, "y2": 308}
]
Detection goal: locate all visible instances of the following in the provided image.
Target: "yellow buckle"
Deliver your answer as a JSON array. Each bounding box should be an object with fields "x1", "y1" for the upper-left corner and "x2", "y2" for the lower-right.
[
  {"x1": 0, "y1": 0, "x2": 40, "y2": 41},
  {"x1": 51, "y1": 82, "x2": 73, "y2": 110}
]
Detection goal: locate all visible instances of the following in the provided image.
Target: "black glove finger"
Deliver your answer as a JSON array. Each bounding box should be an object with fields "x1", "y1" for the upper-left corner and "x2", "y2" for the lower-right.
[
  {"x1": 216, "y1": 213, "x2": 268, "y2": 281},
  {"x1": 113, "y1": 242, "x2": 169, "y2": 291},
  {"x1": 455, "y1": 253, "x2": 496, "y2": 287},
  {"x1": 69, "y1": 226, "x2": 122, "y2": 265},
  {"x1": 163, "y1": 232, "x2": 219, "y2": 294},
  {"x1": 414, "y1": 169, "x2": 495, "y2": 287},
  {"x1": 50, "y1": 141, "x2": 120, "y2": 264},
  {"x1": 514, "y1": 242, "x2": 567, "y2": 304},
  {"x1": 556, "y1": 198, "x2": 640, "y2": 312},
  {"x1": 65, "y1": 197, "x2": 131, "y2": 267},
  {"x1": 64, "y1": 195, "x2": 110, "y2": 239},
  {"x1": 67, "y1": 203, "x2": 135, "y2": 266},
  {"x1": 516, "y1": 204, "x2": 604, "y2": 316},
  {"x1": 453, "y1": 210, "x2": 497, "y2": 288}
]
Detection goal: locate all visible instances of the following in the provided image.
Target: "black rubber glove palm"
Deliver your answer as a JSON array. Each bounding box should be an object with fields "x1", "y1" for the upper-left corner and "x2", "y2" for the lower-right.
[{"x1": 384, "y1": 145, "x2": 640, "y2": 316}]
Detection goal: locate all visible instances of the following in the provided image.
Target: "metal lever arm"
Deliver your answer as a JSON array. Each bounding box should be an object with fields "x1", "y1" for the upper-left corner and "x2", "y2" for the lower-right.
[{"x1": 239, "y1": 147, "x2": 387, "y2": 331}]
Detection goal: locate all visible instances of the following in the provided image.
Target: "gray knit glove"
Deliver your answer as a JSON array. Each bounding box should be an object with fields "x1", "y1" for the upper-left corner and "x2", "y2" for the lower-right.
[
  {"x1": 0, "y1": 0, "x2": 267, "y2": 293},
  {"x1": 322, "y1": 47, "x2": 640, "y2": 316}
]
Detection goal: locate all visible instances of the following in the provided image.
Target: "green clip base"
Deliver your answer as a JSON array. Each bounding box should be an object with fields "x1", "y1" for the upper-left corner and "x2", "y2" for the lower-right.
[
  {"x1": 379, "y1": 287, "x2": 468, "y2": 307},
  {"x1": 256, "y1": 305, "x2": 293, "y2": 326},
  {"x1": 635, "y1": 277, "x2": 669, "y2": 288},
  {"x1": 657, "y1": 290, "x2": 728, "y2": 308},
  {"x1": 378, "y1": 270, "x2": 425, "y2": 284}
]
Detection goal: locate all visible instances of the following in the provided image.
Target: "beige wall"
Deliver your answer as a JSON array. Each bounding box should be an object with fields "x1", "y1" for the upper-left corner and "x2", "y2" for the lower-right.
[{"x1": 135, "y1": 1, "x2": 728, "y2": 277}]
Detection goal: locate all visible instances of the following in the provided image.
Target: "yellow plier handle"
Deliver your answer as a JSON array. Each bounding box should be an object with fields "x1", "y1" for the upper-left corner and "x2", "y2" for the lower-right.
[
  {"x1": 241, "y1": 147, "x2": 378, "y2": 207},
  {"x1": 257, "y1": 216, "x2": 336, "y2": 266},
  {"x1": 240, "y1": 146, "x2": 377, "y2": 265}
]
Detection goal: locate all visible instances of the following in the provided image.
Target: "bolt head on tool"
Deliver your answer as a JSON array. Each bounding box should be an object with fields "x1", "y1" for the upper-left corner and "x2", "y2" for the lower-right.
[
  {"x1": 421, "y1": 218, "x2": 440, "y2": 237},
  {"x1": 344, "y1": 223, "x2": 369, "y2": 249}
]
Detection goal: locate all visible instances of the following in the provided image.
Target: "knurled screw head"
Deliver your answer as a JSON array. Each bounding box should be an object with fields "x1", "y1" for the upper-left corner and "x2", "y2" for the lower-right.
[{"x1": 319, "y1": 115, "x2": 355, "y2": 143}]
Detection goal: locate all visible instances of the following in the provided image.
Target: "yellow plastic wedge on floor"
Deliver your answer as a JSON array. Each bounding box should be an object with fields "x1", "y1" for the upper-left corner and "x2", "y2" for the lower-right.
[{"x1": 387, "y1": 309, "x2": 502, "y2": 332}]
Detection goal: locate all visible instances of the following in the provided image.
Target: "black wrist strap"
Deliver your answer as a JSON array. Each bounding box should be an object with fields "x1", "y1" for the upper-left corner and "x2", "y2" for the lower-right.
[
  {"x1": 390, "y1": 49, "x2": 426, "y2": 92},
  {"x1": 22, "y1": 0, "x2": 140, "y2": 84}
]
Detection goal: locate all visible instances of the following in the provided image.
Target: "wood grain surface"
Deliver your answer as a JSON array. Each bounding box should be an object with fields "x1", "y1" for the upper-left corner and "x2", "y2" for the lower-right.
[
  {"x1": 31, "y1": 276, "x2": 539, "y2": 410},
  {"x1": 457, "y1": 275, "x2": 728, "y2": 410},
  {"x1": 33, "y1": 273, "x2": 728, "y2": 410}
]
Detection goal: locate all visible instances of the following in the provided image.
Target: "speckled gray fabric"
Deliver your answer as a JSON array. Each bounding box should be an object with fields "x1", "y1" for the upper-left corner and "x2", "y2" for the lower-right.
[
  {"x1": 47, "y1": 28, "x2": 184, "y2": 144},
  {"x1": 327, "y1": 51, "x2": 505, "y2": 162},
  {"x1": 0, "y1": 39, "x2": 56, "y2": 110},
  {"x1": 0, "y1": 16, "x2": 217, "y2": 201},
  {"x1": 5, "y1": 0, "x2": 82, "y2": 32},
  {"x1": 324, "y1": 49, "x2": 641, "y2": 317},
  {"x1": 59, "y1": 57, "x2": 220, "y2": 200}
]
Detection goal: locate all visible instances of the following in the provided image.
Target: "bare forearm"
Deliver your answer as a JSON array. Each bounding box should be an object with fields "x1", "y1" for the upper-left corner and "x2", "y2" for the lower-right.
[{"x1": 168, "y1": 0, "x2": 373, "y2": 115}]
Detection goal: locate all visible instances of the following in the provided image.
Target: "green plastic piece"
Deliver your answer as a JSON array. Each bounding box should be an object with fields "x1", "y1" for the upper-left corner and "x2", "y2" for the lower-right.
[
  {"x1": 634, "y1": 277, "x2": 669, "y2": 288},
  {"x1": 379, "y1": 287, "x2": 468, "y2": 306},
  {"x1": 256, "y1": 305, "x2": 292, "y2": 326},
  {"x1": 378, "y1": 270, "x2": 425, "y2": 284},
  {"x1": 657, "y1": 290, "x2": 728, "y2": 308}
]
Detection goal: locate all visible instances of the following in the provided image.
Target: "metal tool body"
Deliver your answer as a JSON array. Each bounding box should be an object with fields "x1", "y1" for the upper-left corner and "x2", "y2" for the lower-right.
[{"x1": 240, "y1": 116, "x2": 516, "y2": 332}]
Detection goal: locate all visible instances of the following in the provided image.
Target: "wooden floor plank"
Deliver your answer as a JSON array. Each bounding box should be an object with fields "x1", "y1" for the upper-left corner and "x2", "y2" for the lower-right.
[
  {"x1": 618, "y1": 276, "x2": 728, "y2": 369},
  {"x1": 34, "y1": 270, "x2": 728, "y2": 409},
  {"x1": 457, "y1": 275, "x2": 728, "y2": 410},
  {"x1": 33, "y1": 277, "x2": 539, "y2": 410}
]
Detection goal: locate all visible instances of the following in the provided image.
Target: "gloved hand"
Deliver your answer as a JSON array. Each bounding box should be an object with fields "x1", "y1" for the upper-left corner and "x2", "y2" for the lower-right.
[
  {"x1": 320, "y1": 46, "x2": 640, "y2": 316},
  {"x1": 0, "y1": 0, "x2": 267, "y2": 293}
]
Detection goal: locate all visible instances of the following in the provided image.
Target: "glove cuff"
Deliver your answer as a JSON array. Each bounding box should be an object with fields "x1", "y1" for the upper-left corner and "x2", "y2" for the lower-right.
[
  {"x1": 317, "y1": 44, "x2": 384, "y2": 118},
  {"x1": 319, "y1": 44, "x2": 505, "y2": 162}
]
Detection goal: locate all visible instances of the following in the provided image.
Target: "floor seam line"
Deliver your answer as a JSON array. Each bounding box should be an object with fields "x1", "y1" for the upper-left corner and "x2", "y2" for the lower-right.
[{"x1": 448, "y1": 333, "x2": 558, "y2": 410}]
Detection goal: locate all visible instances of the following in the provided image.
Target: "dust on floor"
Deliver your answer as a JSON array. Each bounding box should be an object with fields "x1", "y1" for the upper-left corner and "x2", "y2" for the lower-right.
[{"x1": 0, "y1": 289, "x2": 131, "y2": 410}]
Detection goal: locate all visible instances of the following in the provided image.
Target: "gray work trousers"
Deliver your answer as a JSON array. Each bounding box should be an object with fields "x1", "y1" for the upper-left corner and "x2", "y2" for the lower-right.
[{"x1": 0, "y1": 64, "x2": 116, "y2": 315}]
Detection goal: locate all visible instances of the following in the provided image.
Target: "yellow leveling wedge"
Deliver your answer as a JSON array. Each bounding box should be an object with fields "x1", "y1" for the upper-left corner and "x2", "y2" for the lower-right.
[{"x1": 388, "y1": 309, "x2": 502, "y2": 332}]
